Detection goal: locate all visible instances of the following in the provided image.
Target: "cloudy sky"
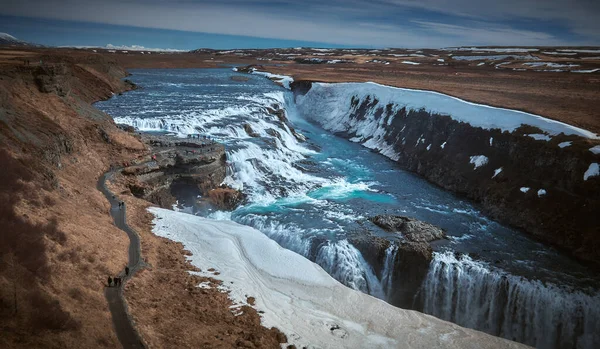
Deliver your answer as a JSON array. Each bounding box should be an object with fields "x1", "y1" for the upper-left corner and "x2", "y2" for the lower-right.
[{"x1": 1, "y1": 0, "x2": 599, "y2": 49}]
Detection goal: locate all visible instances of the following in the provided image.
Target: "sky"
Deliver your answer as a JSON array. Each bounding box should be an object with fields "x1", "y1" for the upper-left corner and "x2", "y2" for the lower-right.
[{"x1": 0, "y1": 0, "x2": 599, "y2": 50}]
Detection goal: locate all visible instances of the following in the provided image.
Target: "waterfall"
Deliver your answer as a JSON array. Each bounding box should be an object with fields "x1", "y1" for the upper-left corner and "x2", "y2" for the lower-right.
[
  {"x1": 381, "y1": 244, "x2": 398, "y2": 301},
  {"x1": 315, "y1": 240, "x2": 385, "y2": 300},
  {"x1": 421, "y1": 252, "x2": 600, "y2": 349}
]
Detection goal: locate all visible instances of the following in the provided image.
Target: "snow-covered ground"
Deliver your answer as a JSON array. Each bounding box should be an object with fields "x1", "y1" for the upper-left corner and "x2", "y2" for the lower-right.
[
  {"x1": 149, "y1": 207, "x2": 527, "y2": 349},
  {"x1": 452, "y1": 54, "x2": 538, "y2": 61},
  {"x1": 445, "y1": 47, "x2": 539, "y2": 53},
  {"x1": 249, "y1": 70, "x2": 294, "y2": 89},
  {"x1": 296, "y1": 82, "x2": 599, "y2": 139},
  {"x1": 524, "y1": 62, "x2": 580, "y2": 68}
]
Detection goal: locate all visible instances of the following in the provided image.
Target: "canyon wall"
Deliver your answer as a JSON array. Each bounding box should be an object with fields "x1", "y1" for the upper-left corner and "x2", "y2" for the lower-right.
[{"x1": 292, "y1": 80, "x2": 600, "y2": 265}]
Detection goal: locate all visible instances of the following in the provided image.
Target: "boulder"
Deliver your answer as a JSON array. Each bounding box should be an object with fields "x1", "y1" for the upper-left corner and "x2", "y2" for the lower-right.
[
  {"x1": 349, "y1": 215, "x2": 446, "y2": 309},
  {"x1": 369, "y1": 215, "x2": 446, "y2": 242},
  {"x1": 244, "y1": 123, "x2": 260, "y2": 137}
]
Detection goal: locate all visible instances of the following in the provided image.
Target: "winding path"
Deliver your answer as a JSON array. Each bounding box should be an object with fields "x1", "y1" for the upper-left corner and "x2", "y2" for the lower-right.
[{"x1": 97, "y1": 170, "x2": 146, "y2": 349}]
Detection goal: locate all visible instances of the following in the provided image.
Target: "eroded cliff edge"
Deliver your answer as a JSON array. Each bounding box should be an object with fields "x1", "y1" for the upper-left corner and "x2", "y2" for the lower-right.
[{"x1": 292, "y1": 80, "x2": 600, "y2": 265}]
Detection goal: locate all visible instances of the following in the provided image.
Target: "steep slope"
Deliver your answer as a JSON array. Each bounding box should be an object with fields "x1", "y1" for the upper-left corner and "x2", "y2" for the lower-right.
[{"x1": 0, "y1": 54, "x2": 146, "y2": 347}]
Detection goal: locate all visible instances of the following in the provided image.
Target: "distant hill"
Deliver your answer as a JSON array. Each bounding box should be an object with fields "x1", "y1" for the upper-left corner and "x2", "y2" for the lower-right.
[{"x1": 0, "y1": 32, "x2": 33, "y2": 46}]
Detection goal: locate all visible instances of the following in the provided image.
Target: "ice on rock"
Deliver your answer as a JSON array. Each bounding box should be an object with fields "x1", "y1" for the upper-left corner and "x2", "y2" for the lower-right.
[
  {"x1": 584, "y1": 163, "x2": 599, "y2": 180},
  {"x1": 251, "y1": 70, "x2": 294, "y2": 89},
  {"x1": 492, "y1": 168, "x2": 503, "y2": 178},
  {"x1": 527, "y1": 134, "x2": 551, "y2": 141},
  {"x1": 295, "y1": 82, "x2": 599, "y2": 140},
  {"x1": 469, "y1": 155, "x2": 489, "y2": 169}
]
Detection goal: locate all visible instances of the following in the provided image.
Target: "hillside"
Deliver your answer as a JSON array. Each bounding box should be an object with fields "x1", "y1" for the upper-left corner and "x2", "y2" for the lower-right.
[{"x1": 0, "y1": 53, "x2": 145, "y2": 347}]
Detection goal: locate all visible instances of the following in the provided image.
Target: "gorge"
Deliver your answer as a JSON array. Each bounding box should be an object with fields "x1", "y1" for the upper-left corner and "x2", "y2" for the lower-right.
[{"x1": 95, "y1": 67, "x2": 600, "y2": 349}]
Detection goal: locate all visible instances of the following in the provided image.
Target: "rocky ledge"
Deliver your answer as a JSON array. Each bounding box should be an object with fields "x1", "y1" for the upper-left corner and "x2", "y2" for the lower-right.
[
  {"x1": 120, "y1": 133, "x2": 243, "y2": 210},
  {"x1": 350, "y1": 215, "x2": 446, "y2": 309}
]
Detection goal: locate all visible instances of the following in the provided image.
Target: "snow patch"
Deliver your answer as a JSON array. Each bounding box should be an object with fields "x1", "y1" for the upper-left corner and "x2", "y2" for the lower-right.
[
  {"x1": 537, "y1": 189, "x2": 547, "y2": 197},
  {"x1": 558, "y1": 141, "x2": 572, "y2": 148},
  {"x1": 584, "y1": 163, "x2": 599, "y2": 180},
  {"x1": 572, "y1": 69, "x2": 600, "y2": 73},
  {"x1": 489, "y1": 137, "x2": 493, "y2": 146},
  {"x1": 524, "y1": 62, "x2": 579, "y2": 68},
  {"x1": 469, "y1": 155, "x2": 488, "y2": 169},
  {"x1": 453, "y1": 54, "x2": 538, "y2": 61},
  {"x1": 589, "y1": 145, "x2": 600, "y2": 154},
  {"x1": 251, "y1": 70, "x2": 294, "y2": 89},
  {"x1": 401, "y1": 61, "x2": 421, "y2": 65},
  {"x1": 527, "y1": 134, "x2": 551, "y2": 141},
  {"x1": 426, "y1": 144, "x2": 431, "y2": 151},
  {"x1": 492, "y1": 168, "x2": 503, "y2": 178},
  {"x1": 440, "y1": 141, "x2": 447, "y2": 149},
  {"x1": 520, "y1": 187, "x2": 530, "y2": 193}
]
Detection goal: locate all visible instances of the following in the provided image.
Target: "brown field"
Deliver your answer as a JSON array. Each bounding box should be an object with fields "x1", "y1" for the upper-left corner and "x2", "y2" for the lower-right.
[{"x1": 5, "y1": 45, "x2": 597, "y2": 133}]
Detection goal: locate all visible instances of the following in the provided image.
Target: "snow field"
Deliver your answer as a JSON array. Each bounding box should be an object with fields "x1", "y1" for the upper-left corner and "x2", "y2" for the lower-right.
[{"x1": 149, "y1": 207, "x2": 528, "y2": 349}]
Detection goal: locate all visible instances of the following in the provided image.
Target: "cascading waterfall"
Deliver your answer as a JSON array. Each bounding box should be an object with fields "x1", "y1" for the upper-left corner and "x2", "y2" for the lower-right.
[
  {"x1": 381, "y1": 244, "x2": 398, "y2": 300},
  {"x1": 420, "y1": 252, "x2": 600, "y2": 349},
  {"x1": 316, "y1": 239, "x2": 385, "y2": 300}
]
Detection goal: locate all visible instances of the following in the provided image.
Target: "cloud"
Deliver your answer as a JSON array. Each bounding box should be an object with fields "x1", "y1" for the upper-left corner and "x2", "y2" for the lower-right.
[
  {"x1": 412, "y1": 20, "x2": 563, "y2": 46},
  {"x1": 64, "y1": 44, "x2": 185, "y2": 52},
  {"x1": 0, "y1": 0, "x2": 598, "y2": 47}
]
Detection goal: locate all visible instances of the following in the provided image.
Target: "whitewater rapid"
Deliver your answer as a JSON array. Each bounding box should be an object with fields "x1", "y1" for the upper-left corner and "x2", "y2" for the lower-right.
[{"x1": 95, "y1": 68, "x2": 600, "y2": 349}]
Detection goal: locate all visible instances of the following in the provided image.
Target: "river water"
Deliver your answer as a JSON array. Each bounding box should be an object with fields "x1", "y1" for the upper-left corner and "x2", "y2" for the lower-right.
[{"x1": 96, "y1": 68, "x2": 600, "y2": 348}]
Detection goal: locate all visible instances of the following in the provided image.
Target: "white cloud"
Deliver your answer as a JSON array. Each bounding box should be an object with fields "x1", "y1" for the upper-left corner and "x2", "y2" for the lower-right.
[{"x1": 0, "y1": 0, "x2": 597, "y2": 47}]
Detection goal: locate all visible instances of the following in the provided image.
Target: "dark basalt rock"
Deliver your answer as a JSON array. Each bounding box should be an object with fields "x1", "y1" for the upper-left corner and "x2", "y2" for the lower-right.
[
  {"x1": 369, "y1": 215, "x2": 446, "y2": 242},
  {"x1": 349, "y1": 216, "x2": 446, "y2": 309},
  {"x1": 244, "y1": 123, "x2": 260, "y2": 137}
]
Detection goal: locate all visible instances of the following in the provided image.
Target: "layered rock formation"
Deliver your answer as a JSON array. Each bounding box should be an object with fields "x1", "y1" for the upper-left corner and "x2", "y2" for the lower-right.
[{"x1": 119, "y1": 134, "x2": 243, "y2": 210}]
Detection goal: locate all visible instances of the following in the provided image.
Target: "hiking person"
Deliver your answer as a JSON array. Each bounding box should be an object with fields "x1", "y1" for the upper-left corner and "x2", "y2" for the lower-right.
[
  {"x1": 108, "y1": 276, "x2": 113, "y2": 287},
  {"x1": 125, "y1": 266, "x2": 129, "y2": 276}
]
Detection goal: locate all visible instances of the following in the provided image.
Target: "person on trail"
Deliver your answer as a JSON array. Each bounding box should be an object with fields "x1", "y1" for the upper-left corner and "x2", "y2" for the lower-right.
[
  {"x1": 125, "y1": 266, "x2": 130, "y2": 276},
  {"x1": 108, "y1": 276, "x2": 113, "y2": 287}
]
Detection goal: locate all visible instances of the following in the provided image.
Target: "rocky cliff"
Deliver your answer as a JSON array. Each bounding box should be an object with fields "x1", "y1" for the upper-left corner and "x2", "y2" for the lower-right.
[{"x1": 292, "y1": 80, "x2": 600, "y2": 265}]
